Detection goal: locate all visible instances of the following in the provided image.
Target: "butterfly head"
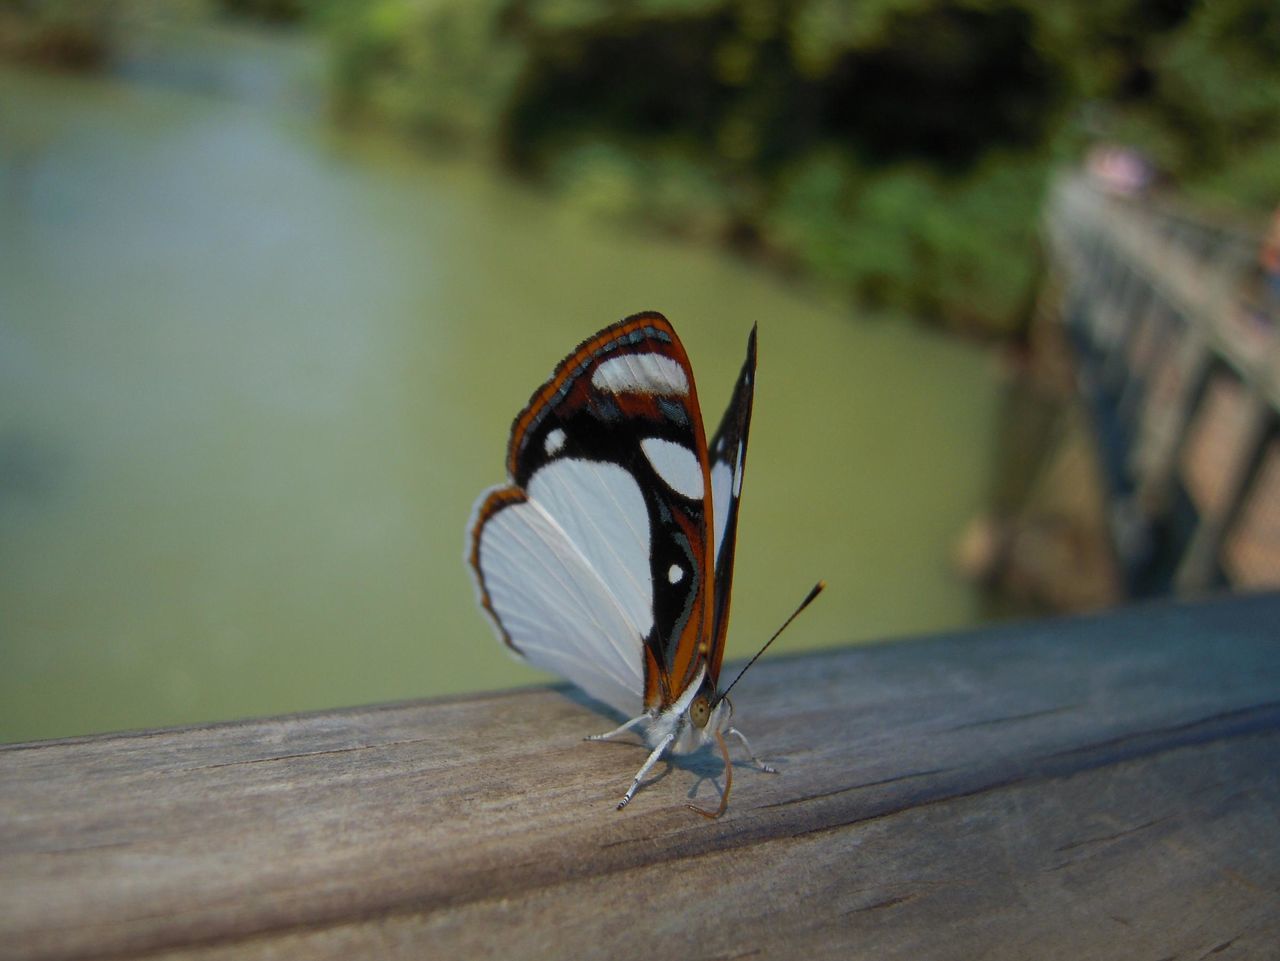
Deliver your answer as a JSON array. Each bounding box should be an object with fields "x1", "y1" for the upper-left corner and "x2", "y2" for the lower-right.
[{"x1": 687, "y1": 674, "x2": 732, "y2": 734}]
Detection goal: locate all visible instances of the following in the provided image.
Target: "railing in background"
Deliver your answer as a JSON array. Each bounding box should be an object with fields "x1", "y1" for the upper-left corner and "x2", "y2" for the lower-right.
[{"x1": 1041, "y1": 173, "x2": 1280, "y2": 597}]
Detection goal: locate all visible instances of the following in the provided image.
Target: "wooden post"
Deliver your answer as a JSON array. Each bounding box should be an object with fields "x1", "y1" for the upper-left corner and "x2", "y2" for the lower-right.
[
  {"x1": 1175, "y1": 391, "x2": 1275, "y2": 593},
  {"x1": 2, "y1": 593, "x2": 1279, "y2": 960},
  {"x1": 1132, "y1": 327, "x2": 1212, "y2": 514}
]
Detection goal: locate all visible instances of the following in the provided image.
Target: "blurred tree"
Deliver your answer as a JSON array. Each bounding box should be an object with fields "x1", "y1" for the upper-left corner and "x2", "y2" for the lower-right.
[
  {"x1": 0, "y1": 0, "x2": 112, "y2": 67},
  {"x1": 321, "y1": 0, "x2": 1279, "y2": 335}
]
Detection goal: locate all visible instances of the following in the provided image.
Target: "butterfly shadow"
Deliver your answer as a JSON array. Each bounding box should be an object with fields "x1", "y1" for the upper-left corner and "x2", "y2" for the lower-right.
[{"x1": 682, "y1": 753, "x2": 788, "y2": 806}]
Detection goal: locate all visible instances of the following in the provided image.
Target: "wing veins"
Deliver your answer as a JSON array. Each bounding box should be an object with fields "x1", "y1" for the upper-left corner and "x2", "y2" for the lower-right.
[{"x1": 500, "y1": 497, "x2": 646, "y2": 688}]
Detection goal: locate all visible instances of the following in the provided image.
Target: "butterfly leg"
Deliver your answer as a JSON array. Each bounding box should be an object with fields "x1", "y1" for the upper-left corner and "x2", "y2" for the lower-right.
[
  {"x1": 584, "y1": 713, "x2": 647, "y2": 743},
  {"x1": 726, "y1": 726, "x2": 777, "y2": 774},
  {"x1": 616, "y1": 732, "x2": 675, "y2": 810},
  {"x1": 687, "y1": 729, "x2": 733, "y2": 819}
]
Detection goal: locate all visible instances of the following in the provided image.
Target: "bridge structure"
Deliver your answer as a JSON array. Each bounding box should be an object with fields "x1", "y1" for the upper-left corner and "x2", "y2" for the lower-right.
[{"x1": 1040, "y1": 173, "x2": 1280, "y2": 598}]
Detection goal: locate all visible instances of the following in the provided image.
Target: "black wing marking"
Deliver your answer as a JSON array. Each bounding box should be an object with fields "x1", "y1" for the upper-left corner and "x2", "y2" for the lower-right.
[{"x1": 479, "y1": 311, "x2": 716, "y2": 709}]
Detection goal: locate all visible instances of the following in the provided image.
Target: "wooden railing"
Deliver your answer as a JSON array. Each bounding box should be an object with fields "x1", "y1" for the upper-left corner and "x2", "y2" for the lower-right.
[
  {"x1": 1042, "y1": 174, "x2": 1280, "y2": 595},
  {"x1": 2, "y1": 592, "x2": 1279, "y2": 959}
]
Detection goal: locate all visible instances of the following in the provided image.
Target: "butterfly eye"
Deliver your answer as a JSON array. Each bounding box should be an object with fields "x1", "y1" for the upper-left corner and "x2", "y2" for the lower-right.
[{"x1": 689, "y1": 695, "x2": 711, "y2": 729}]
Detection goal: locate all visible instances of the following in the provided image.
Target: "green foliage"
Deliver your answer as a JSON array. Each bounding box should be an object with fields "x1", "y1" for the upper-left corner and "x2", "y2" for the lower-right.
[
  {"x1": 549, "y1": 140, "x2": 736, "y2": 239},
  {"x1": 788, "y1": 0, "x2": 932, "y2": 78},
  {"x1": 1155, "y1": 0, "x2": 1280, "y2": 174},
  {"x1": 521, "y1": 0, "x2": 727, "y2": 31},
  {"x1": 218, "y1": 0, "x2": 306, "y2": 22},
  {"x1": 924, "y1": 154, "x2": 1047, "y2": 335},
  {"x1": 324, "y1": 0, "x2": 1280, "y2": 336},
  {"x1": 765, "y1": 150, "x2": 1046, "y2": 333},
  {"x1": 323, "y1": 0, "x2": 524, "y2": 145},
  {"x1": 1189, "y1": 136, "x2": 1280, "y2": 212},
  {"x1": 764, "y1": 150, "x2": 867, "y2": 288}
]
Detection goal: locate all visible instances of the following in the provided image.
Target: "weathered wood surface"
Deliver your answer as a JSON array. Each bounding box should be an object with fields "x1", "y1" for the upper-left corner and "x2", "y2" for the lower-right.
[{"x1": 3, "y1": 593, "x2": 1279, "y2": 961}]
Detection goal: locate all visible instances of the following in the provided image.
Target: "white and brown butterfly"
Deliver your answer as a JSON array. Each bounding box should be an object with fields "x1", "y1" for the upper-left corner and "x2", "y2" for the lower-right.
[{"x1": 466, "y1": 311, "x2": 820, "y2": 816}]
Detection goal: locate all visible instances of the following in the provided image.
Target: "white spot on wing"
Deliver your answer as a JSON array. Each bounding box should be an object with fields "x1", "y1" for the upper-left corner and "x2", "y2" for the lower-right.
[
  {"x1": 592, "y1": 353, "x2": 689, "y2": 396},
  {"x1": 733, "y1": 441, "x2": 745, "y2": 497},
  {"x1": 544, "y1": 428, "x2": 566, "y2": 456},
  {"x1": 640, "y1": 437, "x2": 704, "y2": 500},
  {"x1": 668, "y1": 563, "x2": 683, "y2": 584}
]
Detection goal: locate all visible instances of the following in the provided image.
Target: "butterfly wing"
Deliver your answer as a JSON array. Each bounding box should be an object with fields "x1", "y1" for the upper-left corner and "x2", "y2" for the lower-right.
[
  {"x1": 468, "y1": 312, "x2": 717, "y2": 715},
  {"x1": 706, "y1": 325, "x2": 757, "y2": 684},
  {"x1": 468, "y1": 485, "x2": 649, "y2": 716}
]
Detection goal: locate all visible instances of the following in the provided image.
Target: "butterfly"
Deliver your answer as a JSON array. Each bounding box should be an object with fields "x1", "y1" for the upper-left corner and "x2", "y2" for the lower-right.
[{"x1": 467, "y1": 311, "x2": 818, "y2": 816}]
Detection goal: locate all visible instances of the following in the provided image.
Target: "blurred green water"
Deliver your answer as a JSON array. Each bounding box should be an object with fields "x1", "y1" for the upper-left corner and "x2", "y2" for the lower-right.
[{"x1": 0, "y1": 42, "x2": 1001, "y2": 743}]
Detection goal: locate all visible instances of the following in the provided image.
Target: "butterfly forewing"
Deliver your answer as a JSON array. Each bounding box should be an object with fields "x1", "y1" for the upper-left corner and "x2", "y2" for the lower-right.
[
  {"x1": 706, "y1": 324, "x2": 758, "y2": 677},
  {"x1": 469, "y1": 312, "x2": 720, "y2": 713}
]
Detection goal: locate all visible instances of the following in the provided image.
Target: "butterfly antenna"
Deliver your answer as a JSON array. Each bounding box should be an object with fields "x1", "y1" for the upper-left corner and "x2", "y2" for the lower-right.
[{"x1": 714, "y1": 581, "x2": 826, "y2": 707}]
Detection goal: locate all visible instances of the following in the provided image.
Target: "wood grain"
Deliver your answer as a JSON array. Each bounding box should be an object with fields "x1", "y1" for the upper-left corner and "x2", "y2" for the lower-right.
[{"x1": 2, "y1": 592, "x2": 1279, "y2": 960}]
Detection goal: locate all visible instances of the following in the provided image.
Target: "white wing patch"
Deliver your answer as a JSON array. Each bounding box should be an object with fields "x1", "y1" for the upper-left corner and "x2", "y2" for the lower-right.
[
  {"x1": 526, "y1": 458, "x2": 654, "y2": 639},
  {"x1": 591, "y1": 353, "x2": 689, "y2": 396},
  {"x1": 640, "y1": 437, "x2": 704, "y2": 500},
  {"x1": 473, "y1": 494, "x2": 645, "y2": 717},
  {"x1": 710, "y1": 459, "x2": 733, "y2": 562}
]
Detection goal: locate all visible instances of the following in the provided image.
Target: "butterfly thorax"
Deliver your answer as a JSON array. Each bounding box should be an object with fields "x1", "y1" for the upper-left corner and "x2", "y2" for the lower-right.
[{"x1": 642, "y1": 667, "x2": 732, "y2": 756}]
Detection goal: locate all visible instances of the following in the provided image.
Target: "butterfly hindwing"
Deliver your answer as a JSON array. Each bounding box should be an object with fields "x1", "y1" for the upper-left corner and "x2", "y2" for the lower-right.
[
  {"x1": 469, "y1": 486, "x2": 647, "y2": 716},
  {"x1": 469, "y1": 312, "x2": 717, "y2": 713}
]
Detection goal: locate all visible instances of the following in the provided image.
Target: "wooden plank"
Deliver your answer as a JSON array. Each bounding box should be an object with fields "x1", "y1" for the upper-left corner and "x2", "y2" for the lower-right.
[{"x1": 2, "y1": 593, "x2": 1279, "y2": 960}]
